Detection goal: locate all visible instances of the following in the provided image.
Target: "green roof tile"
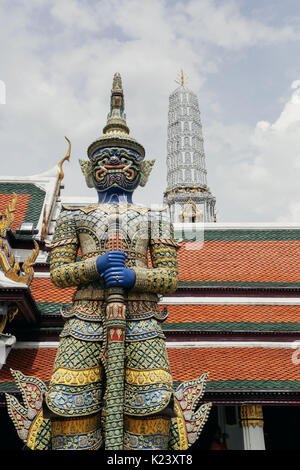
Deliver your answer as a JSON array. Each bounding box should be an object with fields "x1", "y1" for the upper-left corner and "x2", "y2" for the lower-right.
[{"x1": 175, "y1": 229, "x2": 300, "y2": 242}]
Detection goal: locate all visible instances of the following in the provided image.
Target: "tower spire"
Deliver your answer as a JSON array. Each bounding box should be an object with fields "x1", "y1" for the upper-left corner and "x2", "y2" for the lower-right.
[{"x1": 164, "y1": 78, "x2": 216, "y2": 223}]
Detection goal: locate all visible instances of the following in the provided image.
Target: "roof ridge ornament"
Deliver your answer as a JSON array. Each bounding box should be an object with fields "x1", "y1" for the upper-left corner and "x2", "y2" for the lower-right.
[{"x1": 57, "y1": 136, "x2": 71, "y2": 183}]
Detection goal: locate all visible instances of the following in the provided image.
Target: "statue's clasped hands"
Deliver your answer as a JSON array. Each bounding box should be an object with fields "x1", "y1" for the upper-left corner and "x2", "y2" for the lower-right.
[{"x1": 96, "y1": 250, "x2": 136, "y2": 289}]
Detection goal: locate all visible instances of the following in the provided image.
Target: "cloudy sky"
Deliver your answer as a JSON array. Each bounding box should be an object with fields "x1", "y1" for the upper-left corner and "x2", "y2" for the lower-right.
[{"x1": 1, "y1": 0, "x2": 300, "y2": 222}]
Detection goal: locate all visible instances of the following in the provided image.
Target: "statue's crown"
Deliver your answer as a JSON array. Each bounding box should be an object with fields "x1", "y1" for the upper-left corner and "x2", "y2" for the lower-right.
[{"x1": 87, "y1": 73, "x2": 145, "y2": 160}]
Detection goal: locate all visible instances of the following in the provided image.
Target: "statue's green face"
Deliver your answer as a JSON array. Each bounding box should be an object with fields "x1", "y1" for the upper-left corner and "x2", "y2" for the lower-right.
[{"x1": 91, "y1": 147, "x2": 141, "y2": 194}]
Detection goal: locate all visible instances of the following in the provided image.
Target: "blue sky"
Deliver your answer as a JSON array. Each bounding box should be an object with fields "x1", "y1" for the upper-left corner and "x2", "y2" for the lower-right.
[{"x1": 1, "y1": 0, "x2": 300, "y2": 222}]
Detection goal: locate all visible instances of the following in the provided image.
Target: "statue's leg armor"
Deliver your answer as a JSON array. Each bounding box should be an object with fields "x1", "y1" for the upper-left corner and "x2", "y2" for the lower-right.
[
  {"x1": 51, "y1": 414, "x2": 101, "y2": 450},
  {"x1": 124, "y1": 416, "x2": 170, "y2": 450},
  {"x1": 45, "y1": 335, "x2": 104, "y2": 450},
  {"x1": 124, "y1": 332, "x2": 174, "y2": 450}
]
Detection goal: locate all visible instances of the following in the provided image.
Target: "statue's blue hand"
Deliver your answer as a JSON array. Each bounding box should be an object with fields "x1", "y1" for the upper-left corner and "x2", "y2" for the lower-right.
[
  {"x1": 96, "y1": 251, "x2": 127, "y2": 275},
  {"x1": 102, "y1": 266, "x2": 136, "y2": 289}
]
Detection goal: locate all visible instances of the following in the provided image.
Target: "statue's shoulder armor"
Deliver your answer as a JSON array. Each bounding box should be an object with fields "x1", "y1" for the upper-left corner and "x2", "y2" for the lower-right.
[
  {"x1": 60, "y1": 203, "x2": 169, "y2": 217},
  {"x1": 61, "y1": 204, "x2": 99, "y2": 214},
  {"x1": 149, "y1": 205, "x2": 168, "y2": 213},
  {"x1": 148, "y1": 205, "x2": 169, "y2": 220}
]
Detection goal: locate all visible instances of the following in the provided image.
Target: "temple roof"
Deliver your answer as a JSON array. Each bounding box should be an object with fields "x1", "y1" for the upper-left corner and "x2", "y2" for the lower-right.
[
  {"x1": 0, "y1": 183, "x2": 46, "y2": 235},
  {"x1": 0, "y1": 142, "x2": 70, "y2": 244},
  {"x1": 162, "y1": 303, "x2": 300, "y2": 333},
  {"x1": 1, "y1": 215, "x2": 300, "y2": 402},
  {"x1": 11, "y1": 224, "x2": 300, "y2": 336},
  {"x1": 21, "y1": 276, "x2": 300, "y2": 333},
  {"x1": 1, "y1": 345, "x2": 299, "y2": 404},
  {"x1": 176, "y1": 226, "x2": 300, "y2": 289}
]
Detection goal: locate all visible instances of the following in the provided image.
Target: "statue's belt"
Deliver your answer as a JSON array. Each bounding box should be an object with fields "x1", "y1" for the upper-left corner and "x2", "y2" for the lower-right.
[{"x1": 73, "y1": 289, "x2": 159, "y2": 302}]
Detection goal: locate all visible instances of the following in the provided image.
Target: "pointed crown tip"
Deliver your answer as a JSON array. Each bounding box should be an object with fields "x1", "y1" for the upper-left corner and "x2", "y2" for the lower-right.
[{"x1": 112, "y1": 72, "x2": 123, "y2": 91}]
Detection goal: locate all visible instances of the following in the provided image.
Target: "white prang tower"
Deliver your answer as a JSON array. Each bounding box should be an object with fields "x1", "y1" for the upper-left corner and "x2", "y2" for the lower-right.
[{"x1": 163, "y1": 71, "x2": 216, "y2": 223}]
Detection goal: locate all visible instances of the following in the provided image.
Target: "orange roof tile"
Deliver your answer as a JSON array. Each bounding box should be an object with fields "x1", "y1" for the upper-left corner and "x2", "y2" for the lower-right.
[
  {"x1": 161, "y1": 304, "x2": 300, "y2": 324},
  {"x1": 168, "y1": 347, "x2": 300, "y2": 383},
  {"x1": 177, "y1": 240, "x2": 300, "y2": 283},
  {"x1": 0, "y1": 349, "x2": 56, "y2": 382},
  {"x1": 0, "y1": 193, "x2": 31, "y2": 231},
  {"x1": 31, "y1": 278, "x2": 300, "y2": 326},
  {"x1": 1, "y1": 346, "x2": 299, "y2": 385},
  {"x1": 30, "y1": 278, "x2": 76, "y2": 303}
]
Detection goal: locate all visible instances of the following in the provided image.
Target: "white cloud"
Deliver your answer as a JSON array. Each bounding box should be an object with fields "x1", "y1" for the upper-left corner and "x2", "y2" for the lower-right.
[
  {"x1": 209, "y1": 81, "x2": 300, "y2": 222},
  {"x1": 50, "y1": 0, "x2": 100, "y2": 31},
  {"x1": 1, "y1": 0, "x2": 300, "y2": 221},
  {"x1": 172, "y1": 0, "x2": 300, "y2": 50},
  {"x1": 0, "y1": 0, "x2": 209, "y2": 206}
]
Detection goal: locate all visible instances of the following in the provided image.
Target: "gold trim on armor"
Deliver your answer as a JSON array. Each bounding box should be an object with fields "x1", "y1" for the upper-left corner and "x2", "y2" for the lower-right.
[
  {"x1": 52, "y1": 414, "x2": 100, "y2": 436},
  {"x1": 83, "y1": 257, "x2": 99, "y2": 279},
  {"x1": 132, "y1": 267, "x2": 150, "y2": 290},
  {"x1": 125, "y1": 368, "x2": 172, "y2": 386},
  {"x1": 61, "y1": 203, "x2": 157, "y2": 215},
  {"x1": 27, "y1": 410, "x2": 45, "y2": 450},
  {"x1": 124, "y1": 415, "x2": 170, "y2": 435},
  {"x1": 74, "y1": 288, "x2": 159, "y2": 302},
  {"x1": 173, "y1": 401, "x2": 189, "y2": 450},
  {"x1": 50, "y1": 366, "x2": 102, "y2": 386}
]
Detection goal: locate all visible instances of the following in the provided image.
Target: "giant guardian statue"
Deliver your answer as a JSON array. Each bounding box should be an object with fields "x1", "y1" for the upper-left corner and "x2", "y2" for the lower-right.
[{"x1": 6, "y1": 74, "x2": 211, "y2": 450}]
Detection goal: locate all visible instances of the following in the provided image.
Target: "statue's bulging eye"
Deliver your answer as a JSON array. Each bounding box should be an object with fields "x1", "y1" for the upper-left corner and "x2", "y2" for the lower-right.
[{"x1": 97, "y1": 158, "x2": 109, "y2": 166}]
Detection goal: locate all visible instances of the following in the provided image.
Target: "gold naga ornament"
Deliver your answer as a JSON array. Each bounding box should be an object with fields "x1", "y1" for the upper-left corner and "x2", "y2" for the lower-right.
[
  {"x1": 0, "y1": 193, "x2": 39, "y2": 286},
  {"x1": 41, "y1": 137, "x2": 71, "y2": 241},
  {"x1": 0, "y1": 193, "x2": 39, "y2": 333}
]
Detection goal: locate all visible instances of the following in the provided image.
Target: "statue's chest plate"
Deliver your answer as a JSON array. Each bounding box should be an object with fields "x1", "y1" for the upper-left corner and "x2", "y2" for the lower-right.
[{"x1": 74, "y1": 205, "x2": 150, "y2": 261}]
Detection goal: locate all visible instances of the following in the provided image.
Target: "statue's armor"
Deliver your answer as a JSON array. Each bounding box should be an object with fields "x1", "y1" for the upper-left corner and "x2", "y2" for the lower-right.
[
  {"x1": 45, "y1": 203, "x2": 179, "y2": 450},
  {"x1": 6, "y1": 74, "x2": 211, "y2": 452}
]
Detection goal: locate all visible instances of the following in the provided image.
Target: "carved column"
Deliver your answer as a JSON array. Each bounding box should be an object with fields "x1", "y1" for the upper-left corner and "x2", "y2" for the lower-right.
[{"x1": 240, "y1": 405, "x2": 265, "y2": 450}]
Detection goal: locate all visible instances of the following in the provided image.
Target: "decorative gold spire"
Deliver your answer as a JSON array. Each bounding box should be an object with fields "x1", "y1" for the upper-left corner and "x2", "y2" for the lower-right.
[
  {"x1": 175, "y1": 69, "x2": 185, "y2": 87},
  {"x1": 180, "y1": 69, "x2": 184, "y2": 87},
  {"x1": 103, "y1": 72, "x2": 130, "y2": 135}
]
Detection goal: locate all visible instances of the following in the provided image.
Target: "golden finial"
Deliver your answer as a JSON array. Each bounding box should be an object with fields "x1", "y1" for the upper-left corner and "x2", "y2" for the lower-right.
[
  {"x1": 103, "y1": 72, "x2": 129, "y2": 135},
  {"x1": 58, "y1": 136, "x2": 71, "y2": 182},
  {"x1": 175, "y1": 69, "x2": 185, "y2": 87},
  {"x1": 112, "y1": 72, "x2": 122, "y2": 92}
]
